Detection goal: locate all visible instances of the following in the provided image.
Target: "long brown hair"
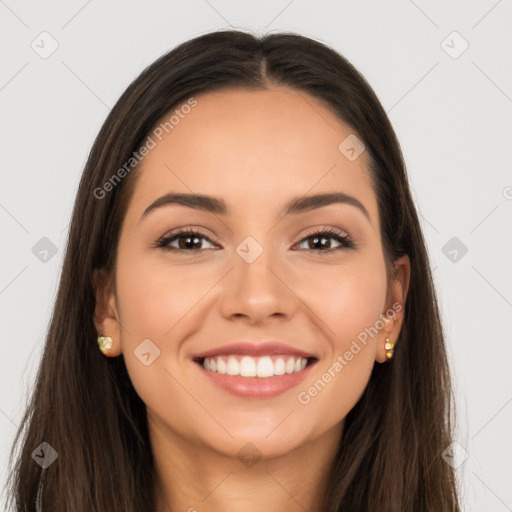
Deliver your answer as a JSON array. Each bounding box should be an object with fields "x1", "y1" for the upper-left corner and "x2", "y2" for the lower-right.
[{"x1": 5, "y1": 29, "x2": 460, "y2": 511}]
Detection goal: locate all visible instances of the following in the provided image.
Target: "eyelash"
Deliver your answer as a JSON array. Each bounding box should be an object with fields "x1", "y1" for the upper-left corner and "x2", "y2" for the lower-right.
[{"x1": 153, "y1": 227, "x2": 355, "y2": 254}]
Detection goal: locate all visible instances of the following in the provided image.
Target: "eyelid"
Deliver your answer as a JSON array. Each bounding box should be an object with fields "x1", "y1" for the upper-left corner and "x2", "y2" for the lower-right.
[
  {"x1": 157, "y1": 226, "x2": 217, "y2": 242},
  {"x1": 295, "y1": 225, "x2": 349, "y2": 241}
]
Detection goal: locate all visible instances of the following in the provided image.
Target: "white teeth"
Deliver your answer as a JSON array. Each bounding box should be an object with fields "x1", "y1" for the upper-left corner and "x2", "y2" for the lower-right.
[
  {"x1": 216, "y1": 357, "x2": 226, "y2": 374},
  {"x1": 227, "y1": 357, "x2": 239, "y2": 375},
  {"x1": 274, "y1": 357, "x2": 285, "y2": 375},
  {"x1": 285, "y1": 358, "x2": 295, "y2": 374},
  {"x1": 202, "y1": 355, "x2": 309, "y2": 378},
  {"x1": 256, "y1": 356, "x2": 274, "y2": 378},
  {"x1": 240, "y1": 356, "x2": 256, "y2": 377}
]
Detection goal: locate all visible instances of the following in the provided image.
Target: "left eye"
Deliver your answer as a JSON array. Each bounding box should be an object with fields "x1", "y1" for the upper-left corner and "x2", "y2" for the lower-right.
[{"x1": 294, "y1": 229, "x2": 354, "y2": 252}]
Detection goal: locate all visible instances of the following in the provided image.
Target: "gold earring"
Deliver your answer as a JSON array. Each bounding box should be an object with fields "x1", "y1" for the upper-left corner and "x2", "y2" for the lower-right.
[
  {"x1": 384, "y1": 336, "x2": 395, "y2": 360},
  {"x1": 97, "y1": 336, "x2": 113, "y2": 355}
]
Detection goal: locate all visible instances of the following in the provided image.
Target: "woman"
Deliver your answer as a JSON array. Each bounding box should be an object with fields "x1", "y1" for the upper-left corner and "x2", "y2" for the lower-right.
[{"x1": 6, "y1": 29, "x2": 461, "y2": 511}]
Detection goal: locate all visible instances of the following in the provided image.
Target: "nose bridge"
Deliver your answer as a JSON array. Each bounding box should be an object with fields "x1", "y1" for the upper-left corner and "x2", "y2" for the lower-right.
[
  {"x1": 235, "y1": 235, "x2": 276, "y2": 285},
  {"x1": 220, "y1": 233, "x2": 296, "y2": 322}
]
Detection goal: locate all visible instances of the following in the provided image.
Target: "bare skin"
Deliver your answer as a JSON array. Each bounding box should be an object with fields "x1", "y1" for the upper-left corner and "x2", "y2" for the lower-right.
[{"x1": 93, "y1": 86, "x2": 410, "y2": 512}]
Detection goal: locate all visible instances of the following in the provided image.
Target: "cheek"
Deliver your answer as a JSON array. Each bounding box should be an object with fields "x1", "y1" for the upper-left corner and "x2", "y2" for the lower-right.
[
  {"x1": 115, "y1": 252, "x2": 215, "y2": 341},
  {"x1": 114, "y1": 253, "x2": 219, "y2": 393},
  {"x1": 291, "y1": 256, "x2": 387, "y2": 415},
  {"x1": 114, "y1": 255, "x2": 213, "y2": 421},
  {"x1": 292, "y1": 294, "x2": 385, "y2": 434},
  {"x1": 295, "y1": 255, "x2": 388, "y2": 348}
]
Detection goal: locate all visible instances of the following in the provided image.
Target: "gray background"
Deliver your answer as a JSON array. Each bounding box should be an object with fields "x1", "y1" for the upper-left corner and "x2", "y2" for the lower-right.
[{"x1": 1, "y1": 1, "x2": 511, "y2": 510}]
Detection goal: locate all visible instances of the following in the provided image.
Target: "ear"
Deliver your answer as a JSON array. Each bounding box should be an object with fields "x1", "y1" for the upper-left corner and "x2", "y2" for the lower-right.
[
  {"x1": 92, "y1": 268, "x2": 123, "y2": 357},
  {"x1": 375, "y1": 254, "x2": 410, "y2": 363}
]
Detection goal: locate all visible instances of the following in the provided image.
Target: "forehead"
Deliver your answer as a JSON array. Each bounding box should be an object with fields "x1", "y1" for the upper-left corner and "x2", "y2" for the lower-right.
[{"x1": 128, "y1": 87, "x2": 377, "y2": 222}]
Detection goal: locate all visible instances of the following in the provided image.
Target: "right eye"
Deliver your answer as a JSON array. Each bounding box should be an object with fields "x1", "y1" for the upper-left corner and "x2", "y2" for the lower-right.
[{"x1": 154, "y1": 229, "x2": 217, "y2": 252}]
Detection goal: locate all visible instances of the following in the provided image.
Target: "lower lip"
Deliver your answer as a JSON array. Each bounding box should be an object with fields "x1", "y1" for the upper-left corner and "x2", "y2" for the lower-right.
[{"x1": 195, "y1": 360, "x2": 317, "y2": 399}]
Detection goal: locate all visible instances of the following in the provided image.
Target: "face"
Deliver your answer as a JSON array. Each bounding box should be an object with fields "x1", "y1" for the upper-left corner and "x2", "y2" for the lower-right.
[{"x1": 94, "y1": 87, "x2": 409, "y2": 460}]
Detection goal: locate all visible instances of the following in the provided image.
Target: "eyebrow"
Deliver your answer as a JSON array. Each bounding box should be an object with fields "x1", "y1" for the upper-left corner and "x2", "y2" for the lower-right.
[{"x1": 140, "y1": 191, "x2": 371, "y2": 224}]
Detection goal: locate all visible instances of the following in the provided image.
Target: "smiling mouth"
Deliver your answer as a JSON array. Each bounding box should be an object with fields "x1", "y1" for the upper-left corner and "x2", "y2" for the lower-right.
[{"x1": 193, "y1": 355, "x2": 318, "y2": 378}]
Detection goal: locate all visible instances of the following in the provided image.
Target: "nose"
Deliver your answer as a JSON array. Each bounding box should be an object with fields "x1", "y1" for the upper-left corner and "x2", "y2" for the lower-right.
[{"x1": 219, "y1": 246, "x2": 299, "y2": 325}]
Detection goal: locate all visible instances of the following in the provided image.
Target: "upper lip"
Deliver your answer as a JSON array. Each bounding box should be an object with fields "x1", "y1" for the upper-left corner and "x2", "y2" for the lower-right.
[{"x1": 192, "y1": 341, "x2": 317, "y2": 360}]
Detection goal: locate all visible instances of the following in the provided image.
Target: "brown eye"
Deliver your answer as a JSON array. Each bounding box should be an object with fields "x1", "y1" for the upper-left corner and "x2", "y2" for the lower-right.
[
  {"x1": 156, "y1": 230, "x2": 216, "y2": 251},
  {"x1": 295, "y1": 228, "x2": 354, "y2": 252}
]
